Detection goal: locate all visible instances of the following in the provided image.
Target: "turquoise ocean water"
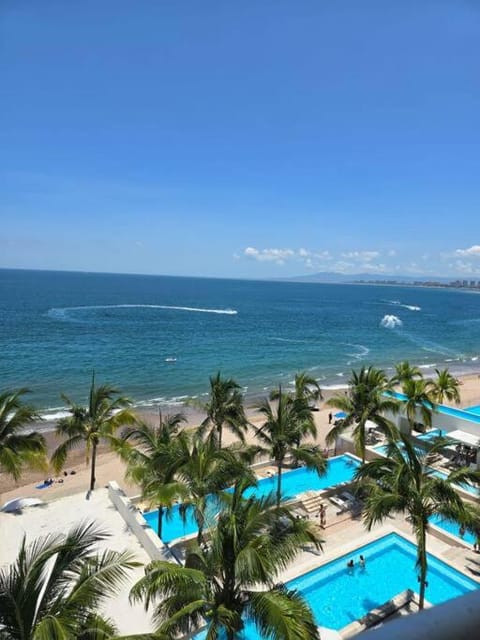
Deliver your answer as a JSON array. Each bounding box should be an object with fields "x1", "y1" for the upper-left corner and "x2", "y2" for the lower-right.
[{"x1": 2, "y1": 269, "x2": 480, "y2": 421}]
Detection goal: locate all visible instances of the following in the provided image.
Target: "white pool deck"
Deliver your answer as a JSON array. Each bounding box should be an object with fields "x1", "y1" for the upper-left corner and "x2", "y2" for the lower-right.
[{"x1": 0, "y1": 489, "x2": 156, "y2": 636}]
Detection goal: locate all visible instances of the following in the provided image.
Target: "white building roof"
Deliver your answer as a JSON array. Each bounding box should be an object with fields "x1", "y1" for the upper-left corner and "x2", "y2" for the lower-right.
[{"x1": 448, "y1": 430, "x2": 480, "y2": 448}]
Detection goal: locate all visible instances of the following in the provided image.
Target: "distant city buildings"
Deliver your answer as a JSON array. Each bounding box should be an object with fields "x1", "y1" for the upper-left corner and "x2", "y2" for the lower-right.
[{"x1": 352, "y1": 279, "x2": 480, "y2": 290}]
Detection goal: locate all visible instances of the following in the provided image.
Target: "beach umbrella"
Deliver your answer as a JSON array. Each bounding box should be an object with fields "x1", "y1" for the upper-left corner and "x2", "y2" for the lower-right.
[
  {"x1": 334, "y1": 411, "x2": 347, "y2": 419},
  {"x1": 1, "y1": 497, "x2": 45, "y2": 513}
]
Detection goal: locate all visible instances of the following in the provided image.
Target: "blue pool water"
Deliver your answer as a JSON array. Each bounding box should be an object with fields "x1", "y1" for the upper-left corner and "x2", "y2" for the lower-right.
[
  {"x1": 374, "y1": 443, "x2": 426, "y2": 458},
  {"x1": 144, "y1": 454, "x2": 360, "y2": 543},
  {"x1": 195, "y1": 532, "x2": 479, "y2": 637},
  {"x1": 430, "y1": 514, "x2": 476, "y2": 546},
  {"x1": 417, "y1": 428, "x2": 446, "y2": 441},
  {"x1": 465, "y1": 404, "x2": 480, "y2": 417}
]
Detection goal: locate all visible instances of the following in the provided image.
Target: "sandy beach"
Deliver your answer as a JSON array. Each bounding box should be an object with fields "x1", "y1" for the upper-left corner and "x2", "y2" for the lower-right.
[{"x1": 2, "y1": 372, "x2": 480, "y2": 505}]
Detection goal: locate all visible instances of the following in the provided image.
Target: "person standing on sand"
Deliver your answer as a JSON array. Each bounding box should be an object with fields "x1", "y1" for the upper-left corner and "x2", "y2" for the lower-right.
[{"x1": 328, "y1": 412, "x2": 332, "y2": 424}]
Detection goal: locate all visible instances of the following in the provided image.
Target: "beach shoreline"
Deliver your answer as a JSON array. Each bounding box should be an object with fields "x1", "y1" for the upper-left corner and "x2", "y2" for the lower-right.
[{"x1": 2, "y1": 372, "x2": 480, "y2": 504}]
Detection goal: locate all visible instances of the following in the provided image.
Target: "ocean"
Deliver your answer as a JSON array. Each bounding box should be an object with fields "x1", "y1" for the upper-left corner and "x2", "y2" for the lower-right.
[{"x1": 1, "y1": 268, "x2": 480, "y2": 420}]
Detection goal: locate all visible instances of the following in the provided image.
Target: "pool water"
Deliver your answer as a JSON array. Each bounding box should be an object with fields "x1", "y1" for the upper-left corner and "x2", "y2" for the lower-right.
[
  {"x1": 429, "y1": 514, "x2": 476, "y2": 546},
  {"x1": 417, "y1": 428, "x2": 446, "y2": 441},
  {"x1": 144, "y1": 454, "x2": 360, "y2": 543},
  {"x1": 195, "y1": 532, "x2": 479, "y2": 638},
  {"x1": 465, "y1": 404, "x2": 480, "y2": 417}
]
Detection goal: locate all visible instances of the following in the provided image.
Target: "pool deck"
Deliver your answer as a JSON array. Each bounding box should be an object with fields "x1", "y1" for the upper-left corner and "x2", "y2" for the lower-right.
[{"x1": 0, "y1": 489, "x2": 156, "y2": 636}]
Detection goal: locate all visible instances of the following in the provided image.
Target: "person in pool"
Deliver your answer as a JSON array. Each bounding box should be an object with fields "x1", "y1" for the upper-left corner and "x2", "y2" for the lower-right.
[
  {"x1": 347, "y1": 559, "x2": 354, "y2": 571},
  {"x1": 359, "y1": 555, "x2": 366, "y2": 567}
]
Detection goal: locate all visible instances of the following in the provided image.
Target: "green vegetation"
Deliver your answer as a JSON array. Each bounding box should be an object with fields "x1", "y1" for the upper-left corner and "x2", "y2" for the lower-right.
[
  {"x1": 355, "y1": 434, "x2": 480, "y2": 609},
  {"x1": 326, "y1": 366, "x2": 399, "y2": 461},
  {"x1": 0, "y1": 389, "x2": 46, "y2": 482},
  {"x1": 0, "y1": 522, "x2": 138, "y2": 639},
  {"x1": 52, "y1": 374, "x2": 138, "y2": 492},
  {"x1": 130, "y1": 479, "x2": 323, "y2": 640},
  {"x1": 255, "y1": 385, "x2": 326, "y2": 508}
]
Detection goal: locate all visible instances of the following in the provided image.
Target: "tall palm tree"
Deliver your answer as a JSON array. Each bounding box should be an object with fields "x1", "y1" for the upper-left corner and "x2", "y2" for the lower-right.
[
  {"x1": 401, "y1": 377, "x2": 435, "y2": 433},
  {"x1": 431, "y1": 368, "x2": 461, "y2": 406},
  {"x1": 176, "y1": 433, "x2": 255, "y2": 543},
  {"x1": 130, "y1": 479, "x2": 323, "y2": 640},
  {"x1": 391, "y1": 360, "x2": 422, "y2": 386},
  {"x1": 255, "y1": 387, "x2": 326, "y2": 508},
  {"x1": 271, "y1": 371, "x2": 323, "y2": 406},
  {"x1": 198, "y1": 372, "x2": 248, "y2": 449},
  {"x1": 355, "y1": 434, "x2": 480, "y2": 609},
  {"x1": 120, "y1": 413, "x2": 189, "y2": 541},
  {"x1": 0, "y1": 388, "x2": 46, "y2": 483},
  {"x1": 52, "y1": 375, "x2": 138, "y2": 492},
  {"x1": 326, "y1": 366, "x2": 399, "y2": 462},
  {"x1": 0, "y1": 521, "x2": 139, "y2": 639}
]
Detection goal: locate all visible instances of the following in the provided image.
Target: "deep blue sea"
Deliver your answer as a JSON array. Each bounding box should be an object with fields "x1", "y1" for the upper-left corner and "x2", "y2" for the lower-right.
[{"x1": 2, "y1": 269, "x2": 480, "y2": 420}]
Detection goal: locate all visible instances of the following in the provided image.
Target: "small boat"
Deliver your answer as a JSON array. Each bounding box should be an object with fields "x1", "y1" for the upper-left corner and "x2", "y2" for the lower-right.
[{"x1": 165, "y1": 357, "x2": 177, "y2": 363}]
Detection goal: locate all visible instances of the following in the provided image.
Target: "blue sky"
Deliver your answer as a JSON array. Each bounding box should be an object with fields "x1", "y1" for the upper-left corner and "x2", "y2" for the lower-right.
[{"x1": 2, "y1": 0, "x2": 480, "y2": 279}]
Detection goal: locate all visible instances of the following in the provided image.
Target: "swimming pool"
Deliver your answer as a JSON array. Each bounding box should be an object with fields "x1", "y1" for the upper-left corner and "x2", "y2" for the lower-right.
[
  {"x1": 430, "y1": 514, "x2": 476, "y2": 546},
  {"x1": 144, "y1": 454, "x2": 360, "y2": 543},
  {"x1": 195, "y1": 532, "x2": 479, "y2": 638},
  {"x1": 465, "y1": 404, "x2": 480, "y2": 417}
]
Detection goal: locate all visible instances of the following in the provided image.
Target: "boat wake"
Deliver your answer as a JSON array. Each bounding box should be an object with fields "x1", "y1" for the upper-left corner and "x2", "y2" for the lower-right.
[
  {"x1": 48, "y1": 303, "x2": 238, "y2": 319},
  {"x1": 387, "y1": 300, "x2": 421, "y2": 311}
]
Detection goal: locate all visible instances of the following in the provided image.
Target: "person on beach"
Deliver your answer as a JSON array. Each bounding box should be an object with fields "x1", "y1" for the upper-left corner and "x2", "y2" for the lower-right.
[{"x1": 328, "y1": 412, "x2": 332, "y2": 424}]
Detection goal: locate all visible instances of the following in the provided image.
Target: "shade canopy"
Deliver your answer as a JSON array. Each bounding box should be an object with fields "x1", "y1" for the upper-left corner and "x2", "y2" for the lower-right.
[
  {"x1": 448, "y1": 430, "x2": 480, "y2": 448},
  {"x1": 1, "y1": 497, "x2": 45, "y2": 513}
]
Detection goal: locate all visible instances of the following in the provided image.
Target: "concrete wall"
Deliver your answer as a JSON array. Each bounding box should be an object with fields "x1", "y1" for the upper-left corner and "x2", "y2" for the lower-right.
[{"x1": 108, "y1": 481, "x2": 176, "y2": 562}]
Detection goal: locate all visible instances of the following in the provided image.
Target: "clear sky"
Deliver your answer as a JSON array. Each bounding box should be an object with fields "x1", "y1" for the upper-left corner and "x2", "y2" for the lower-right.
[{"x1": 2, "y1": 0, "x2": 480, "y2": 279}]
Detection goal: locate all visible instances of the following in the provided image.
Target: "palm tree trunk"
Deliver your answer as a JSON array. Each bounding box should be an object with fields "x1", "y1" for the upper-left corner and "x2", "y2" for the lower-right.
[
  {"x1": 418, "y1": 525, "x2": 428, "y2": 610},
  {"x1": 276, "y1": 460, "x2": 283, "y2": 508},
  {"x1": 218, "y1": 424, "x2": 223, "y2": 449},
  {"x1": 157, "y1": 505, "x2": 164, "y2": 539},
  {"x1": 197, "y1": 511, "x2": 205, "y2": 545},
  {"x1": 89, "y1": 441, "x2": 97, "y2": 491}
]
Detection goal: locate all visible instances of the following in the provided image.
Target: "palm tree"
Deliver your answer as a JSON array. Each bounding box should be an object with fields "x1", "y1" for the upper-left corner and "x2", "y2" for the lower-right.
[
  {"x1": 326, "y1": 366, "x2": 399, "y2": 462},
  {"x1": 401, "y1": 377, "x2": 435, "y2": 433},
  {"x1": 130, "y1": 479, "x2": 323, "y2": 640},
  {"x1": 176, "y1": 433, "x2": 255, "y2": 543},
  {"x1": 52, "y1": 375, "x2": 138, "y2": 492},
  {"x1": 271, "y1": 371, "x2": 323, "y2": 407},
  {"x1": 0, "y1": 388, "x2": 46, "y2": 482},
  {"x1": 0, "y1": 521, "x2": 139, "y2": 639},
  {"x1": 255, "y1": 387, "x2": 326, "y2": 508},
  {"x1": 391, "y1": 360, "x2": 422, "y2": 386},
  {"x1": 355, "y1": 434, "x2": 480, "y2": 609},
  {"x1": 120, "y1": 412, "x2": 189, "y2": 541},
  {"x1": 198, "y1": 372, "x2": 248, "y2": 449},
  {"x1": 431, "y1": 368, "x2": 461, "y2": 406}
]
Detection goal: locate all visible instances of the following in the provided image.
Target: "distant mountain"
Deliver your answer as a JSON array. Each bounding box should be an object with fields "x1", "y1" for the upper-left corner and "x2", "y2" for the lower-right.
[{"x1": 280, "y1": 272, "x2": 456, "y2": 284}]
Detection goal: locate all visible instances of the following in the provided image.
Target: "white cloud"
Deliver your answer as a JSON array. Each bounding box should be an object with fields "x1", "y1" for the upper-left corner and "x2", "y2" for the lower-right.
[
  {"x1": 243, "y1": 247, "x2": 295, "y2": 264},
  {"x1": 341, "y1": 250, "x2": 380, "y2": 262},
  {"x1": 455, "y1": 245, "x2": 480, "y2": 258}
]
